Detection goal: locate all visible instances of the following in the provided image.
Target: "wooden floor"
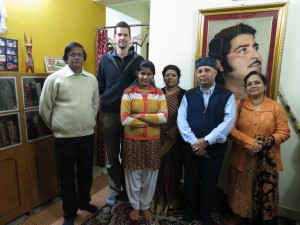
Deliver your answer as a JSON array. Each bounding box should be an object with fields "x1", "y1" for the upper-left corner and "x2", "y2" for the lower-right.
[{"x1": 18, "y1": 174, "x2": 109, "y2": 225}]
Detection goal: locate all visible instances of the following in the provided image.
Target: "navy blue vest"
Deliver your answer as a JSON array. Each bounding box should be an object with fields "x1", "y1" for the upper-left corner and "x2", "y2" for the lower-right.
[{"x1": 185, "y1": 85, "x2": 232, "y2": 157}]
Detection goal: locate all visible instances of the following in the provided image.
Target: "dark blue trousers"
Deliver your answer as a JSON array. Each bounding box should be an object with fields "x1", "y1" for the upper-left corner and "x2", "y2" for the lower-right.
[
  {"x1": 55, "y1": 134, "x2": 94, "y2": 218},
  {"x1": 183, "y1": 145, "x2": 224, "y2": 222}
]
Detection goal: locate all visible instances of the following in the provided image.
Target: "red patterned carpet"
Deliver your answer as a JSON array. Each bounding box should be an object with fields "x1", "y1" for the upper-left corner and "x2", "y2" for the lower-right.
[
  {"x1": 18, "y1": 174, "x2": 297, "y2": 225},
  {"x1": 83, "y1": 200, "x2": 296, "y2": 225}
]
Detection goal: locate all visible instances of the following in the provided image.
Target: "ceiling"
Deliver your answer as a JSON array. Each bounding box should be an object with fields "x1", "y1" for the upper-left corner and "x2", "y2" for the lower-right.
[{"x1": 93, "y1": 0, "x2": 150, "y2": 8}]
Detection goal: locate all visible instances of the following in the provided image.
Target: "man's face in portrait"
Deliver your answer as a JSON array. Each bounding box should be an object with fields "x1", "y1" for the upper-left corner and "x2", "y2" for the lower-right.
[{"x1": 226, "y1": 34, "x2": 262, "y2": 81}]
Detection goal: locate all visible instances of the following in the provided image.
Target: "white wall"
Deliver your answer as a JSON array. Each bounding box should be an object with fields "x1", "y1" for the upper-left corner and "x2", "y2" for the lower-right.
[{"x1": 149, "y1": 0, "x2": 300, "y2": 220}]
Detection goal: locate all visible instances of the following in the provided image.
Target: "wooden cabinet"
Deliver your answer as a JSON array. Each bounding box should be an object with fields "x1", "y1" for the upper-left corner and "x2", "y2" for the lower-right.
[{"x1": 0, "y1": 73, "x2": 60, "y2": 225}]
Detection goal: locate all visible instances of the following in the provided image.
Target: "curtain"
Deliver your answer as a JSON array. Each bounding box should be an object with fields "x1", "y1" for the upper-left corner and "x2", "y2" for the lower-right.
[
  {"x1": 96, "y1": 29, "x2": 108, "y2": 72},
  {"x1": 95, "y1": 29, "x2": 108, "y2": 167}
]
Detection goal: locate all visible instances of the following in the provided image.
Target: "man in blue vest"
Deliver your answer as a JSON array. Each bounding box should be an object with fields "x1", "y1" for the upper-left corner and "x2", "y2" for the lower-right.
[{"x1": 177, "y1": 57, "x2": 236, "y2": 225}]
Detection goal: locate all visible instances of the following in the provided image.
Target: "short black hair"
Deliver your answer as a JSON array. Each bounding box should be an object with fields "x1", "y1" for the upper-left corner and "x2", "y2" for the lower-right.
[
  {"x1": 63, "y1": 42, "x2": 87, "y2": 63},
  {"x1": 244, "y1": 71, "x2": 266, "y2": 86},
  {"x1": 162, "y1": 65, "x2": 181, "y2": 77},
  {"x1": 114, "y1": 21, "x2": 131, "y2": 36},
  {"x1": 208, "y1": 23, "x2": 257, "y2": 72}
]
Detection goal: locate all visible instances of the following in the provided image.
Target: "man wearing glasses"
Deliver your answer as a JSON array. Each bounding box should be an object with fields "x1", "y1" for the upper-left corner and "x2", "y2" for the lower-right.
[{"x1": 39, "y1": 42, "x2": 99, "y2": 225}]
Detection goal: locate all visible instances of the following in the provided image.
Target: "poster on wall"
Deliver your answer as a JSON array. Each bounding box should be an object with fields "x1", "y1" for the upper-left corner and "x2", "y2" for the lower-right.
[
  {"x1": 195, "y1": 2, "x2": 288, "y2": 100},
  {"x1": 0, "y1": 37, "x2": 18, "y2": 71}
]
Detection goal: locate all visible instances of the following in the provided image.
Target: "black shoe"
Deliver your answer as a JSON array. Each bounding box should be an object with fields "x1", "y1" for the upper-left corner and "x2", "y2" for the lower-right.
[
  {"x1": 63, "y1": 218, "x2": 74, "y2": 225},
  {"x1": 80, "y1": 204, "x2": 98, "y2": 214}
]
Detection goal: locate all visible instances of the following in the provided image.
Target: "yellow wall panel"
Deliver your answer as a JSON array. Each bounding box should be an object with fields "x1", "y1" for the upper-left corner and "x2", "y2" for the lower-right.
[{"x1": 1, "y1": 0, "x2": 105, "y2": 74}]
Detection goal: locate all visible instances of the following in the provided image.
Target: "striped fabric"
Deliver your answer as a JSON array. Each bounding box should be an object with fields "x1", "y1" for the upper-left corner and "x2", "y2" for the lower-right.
[{"x1": 121, "y1": 85, "x2": 168, "y2": 140}]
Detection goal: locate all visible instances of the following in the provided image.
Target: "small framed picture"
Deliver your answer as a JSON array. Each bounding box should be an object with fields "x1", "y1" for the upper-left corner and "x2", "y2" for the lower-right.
[
  {"x1": 0, "y1": 37, "x2": 18, "y2": 71},
  {"x1": 44, "y1": 57, "x2": 65, "y2": 73}
]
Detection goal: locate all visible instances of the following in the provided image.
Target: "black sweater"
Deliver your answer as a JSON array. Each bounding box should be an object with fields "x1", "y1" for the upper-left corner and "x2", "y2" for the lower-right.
[{"x1": 97, "y1": 50, "x2": 144, "y2": 113}]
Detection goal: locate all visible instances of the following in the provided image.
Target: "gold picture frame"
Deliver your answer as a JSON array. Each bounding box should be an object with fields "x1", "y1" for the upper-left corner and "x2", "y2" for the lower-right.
[
  {"x1": 44, "y1": 56, "x2": 65, "y2": 73},
  {"x1": 195, "y1": 2, "x2": 288, "y2": 100}
]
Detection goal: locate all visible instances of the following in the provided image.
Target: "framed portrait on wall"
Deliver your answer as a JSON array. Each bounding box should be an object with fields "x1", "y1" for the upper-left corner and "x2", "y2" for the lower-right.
[
  {"x1": 0, "y1": 38, "x2": 18, "y2": 71},
  {"x1": 195, "y1": 2, "x2": 288, "y2": 100}
]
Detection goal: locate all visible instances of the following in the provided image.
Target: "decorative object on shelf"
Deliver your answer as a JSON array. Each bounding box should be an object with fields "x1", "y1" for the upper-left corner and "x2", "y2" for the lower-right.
[
  {"x1": 24, "y1": 34, "x2": 34, "y2": 73},
  {"x1": 195, "y1": 2, "x2": 288, "y2": 100},
  {"x1": 43, "y1": 56, "x2": 65, "y2": 73},
  {"x1": 0, "y1": 0, "x2": 8, "y2": 34},
  {"x1": 0, "y1": 37, "x2": 18, "y2": 71}
]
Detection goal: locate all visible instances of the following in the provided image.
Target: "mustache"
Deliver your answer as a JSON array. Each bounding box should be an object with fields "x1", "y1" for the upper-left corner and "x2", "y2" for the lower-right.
[{"x1": 248, "y1": 59, "x2": 261, "y2": 68}]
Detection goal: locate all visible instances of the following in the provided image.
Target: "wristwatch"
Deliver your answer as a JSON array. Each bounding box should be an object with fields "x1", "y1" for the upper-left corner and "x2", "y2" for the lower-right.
[{"x1": 204, "y1": 140, "x2": 209, "y2": 146}]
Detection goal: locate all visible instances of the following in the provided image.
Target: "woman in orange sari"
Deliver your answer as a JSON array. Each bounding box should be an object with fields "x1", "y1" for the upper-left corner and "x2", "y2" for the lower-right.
[{"x1": 227, "y1": 71, "x2": 290, "y2": 225}]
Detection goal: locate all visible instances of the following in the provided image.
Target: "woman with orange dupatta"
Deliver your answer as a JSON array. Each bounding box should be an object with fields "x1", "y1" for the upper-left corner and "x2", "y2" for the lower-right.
[{"x1": 227, "y1": 71, "x2": 290, "y2": 225}]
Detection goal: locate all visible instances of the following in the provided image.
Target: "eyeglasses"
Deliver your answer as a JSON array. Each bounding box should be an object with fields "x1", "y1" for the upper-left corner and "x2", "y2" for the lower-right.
[
  {"x1": 245, "y1": 80, "x2": 263, "y2": 88},
  {"x1": 68, "y1": 53, "x2": 84, "y2": 58}
]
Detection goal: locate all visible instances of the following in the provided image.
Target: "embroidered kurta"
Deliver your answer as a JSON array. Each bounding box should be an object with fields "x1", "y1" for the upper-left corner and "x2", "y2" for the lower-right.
[
  {"x1": 229, "y1": 96, "x2": 290, "y2": 173},
  {"x1": 228, "y1": 96, "x2": 290, "y2": 218}
]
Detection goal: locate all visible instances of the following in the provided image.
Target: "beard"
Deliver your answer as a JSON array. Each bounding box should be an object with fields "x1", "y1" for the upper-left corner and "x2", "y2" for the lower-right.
[
  {"x1": 118, "y1": 45, "x2": 127, "y2": 50},
  {"x1": 117, "y1": 41, "x2": 129, "y2": 50}
]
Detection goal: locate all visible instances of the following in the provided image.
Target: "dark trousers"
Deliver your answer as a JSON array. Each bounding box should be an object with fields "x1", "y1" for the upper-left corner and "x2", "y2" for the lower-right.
[
  {"x1": 183, "y1": 146, "x2": 224, "y2": 222},
  {"x1": 55, "y1": 134, "x2": 94, "y2": 218},
  {"x1": 100, "y1": 112, "x2": 126, "y2": 203}
]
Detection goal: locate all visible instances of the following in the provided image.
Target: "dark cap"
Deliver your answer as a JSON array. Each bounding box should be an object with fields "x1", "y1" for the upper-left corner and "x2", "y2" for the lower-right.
[{"x1": 195, "y1": 57, "x2": 217, "y2": 69}]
